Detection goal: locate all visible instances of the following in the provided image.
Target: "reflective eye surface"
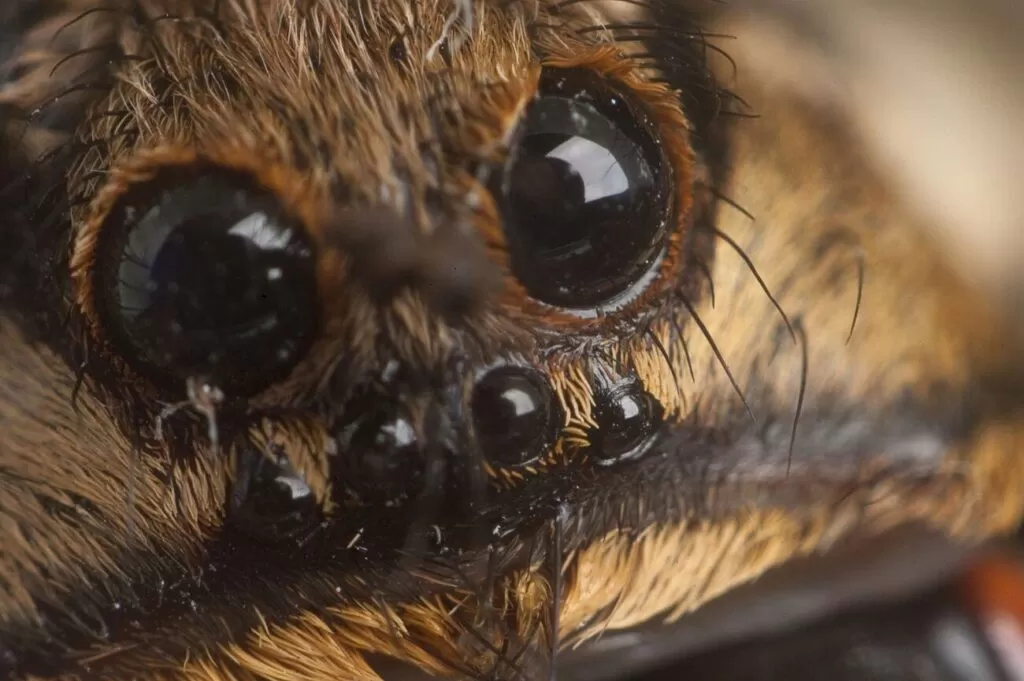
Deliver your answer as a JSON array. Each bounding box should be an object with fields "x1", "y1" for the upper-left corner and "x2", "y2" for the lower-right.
[
  {"x1": 231, "y1": 446, "x2": 321, "y2": 546},
  {"x1": 95, "y1": 171, "x2": 318, "y2": 395},
  {"x1": 592, "y1": 378, "x2": 663, "y2": 464},
  {"x1": 472, "y1": 366, "x2": 558, "y2": 467},
  {"x1": 499, "y1": 68, "x2": 671, "y2": 310},
  {"x1": 335, "y1": 400, "x2": 425, "y2": 505}
]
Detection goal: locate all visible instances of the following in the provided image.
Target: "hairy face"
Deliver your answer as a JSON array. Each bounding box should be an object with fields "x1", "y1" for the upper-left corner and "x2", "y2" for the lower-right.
[{"x1": 0, "y1": 1, "x2": 1022, "y2": 680}]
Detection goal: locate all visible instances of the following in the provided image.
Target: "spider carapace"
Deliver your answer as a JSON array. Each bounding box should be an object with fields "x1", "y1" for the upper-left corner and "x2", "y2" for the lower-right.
[{"x1": 0, "y1": 1, "x2": 1022, "y2": 680}]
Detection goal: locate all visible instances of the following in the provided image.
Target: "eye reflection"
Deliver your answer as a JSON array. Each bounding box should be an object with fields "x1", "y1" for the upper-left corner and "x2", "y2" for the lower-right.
[
  {"x1": 334, "y1": 399, "x2": 425, "y2": 506},
  {"x1": 591, "y1": 377, "x2": 663, "y2": 465},
  {"x1": 95, "y1": 170, "x2": 318, "y2": 396},
  {"x1": 472, "y1": 365, "x2": 559, "y2": 468},
  {"x1": 230, "y1": 445, "x2": 321, "y2": 547},
  {"x1": 499, "y1": 68, "x2": 671, "y2": 312}
]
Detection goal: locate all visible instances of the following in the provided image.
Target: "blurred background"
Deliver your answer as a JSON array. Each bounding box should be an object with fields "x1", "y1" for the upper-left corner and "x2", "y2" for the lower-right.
[
  {"x1": 566, "y1": 2, "x2": 1024, "y2": 679},
  {"x1": 720, "y1": 0, "x2": 1024, "y2": 333}
]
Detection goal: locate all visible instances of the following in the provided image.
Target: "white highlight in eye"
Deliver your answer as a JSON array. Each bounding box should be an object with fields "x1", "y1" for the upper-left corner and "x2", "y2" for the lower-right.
[
  {"x1": 618, "y1": 394, "x2": 641, "y2": 421},
  {"x1": 503, "y1": 386, "x2": 539, "y2": 417},
  {"x1": 382, "y1": 418, "x2": 416, "y2": 447},
  {"x1": 275, "y1": 474, "x2": 313, "y2": 501},
  {"x1": 547, "y1": 136, "x2": 629, "y2": 203},
  {"x1": 228, "y1": 212, "x2": 293, "y2": 250}
]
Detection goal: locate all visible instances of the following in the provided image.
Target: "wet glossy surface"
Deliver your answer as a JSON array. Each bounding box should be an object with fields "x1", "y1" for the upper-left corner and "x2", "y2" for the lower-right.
[
  {"x1": 500, "y1": 68, "x2": 669, "y2": 311},
  {"x1": 99, "y1": 171, "x2": 317, "y2": 395},
  {"x1": 231, "y1": 445, "x2": 321, "y2": 546},
  {"x1": 472, "y1": 366, "x2": 557, "y2": 467},
  {"x1": 336, "y1": 398, "x2": 426, "y2": 505},
  {"x1": 592, "y1": 378, "x2": 662, "y2": 463}
]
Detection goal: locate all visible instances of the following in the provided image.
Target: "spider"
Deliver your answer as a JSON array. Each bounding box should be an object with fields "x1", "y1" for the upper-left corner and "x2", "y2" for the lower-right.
[{"x1": 0, "y1": 1, "x2": 1021, "y2": 679}]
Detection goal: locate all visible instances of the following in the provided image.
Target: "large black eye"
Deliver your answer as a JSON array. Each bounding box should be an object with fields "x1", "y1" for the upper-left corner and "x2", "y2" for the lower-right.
[
  {"x1": 499, "y1": 68, "x2": 671, "y2": 311},
  {"x1": 472, "y1": 366, "x2": 558, "y2": 467},
  {"x1": 94, "y1": 169, "x2": 318, "y2": 396}
]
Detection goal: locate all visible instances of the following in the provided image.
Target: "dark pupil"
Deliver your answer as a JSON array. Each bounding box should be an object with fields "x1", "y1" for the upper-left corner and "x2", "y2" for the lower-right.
[
  {"x1": 503, "y1": 70, "x2": 668, "y2": 309},
  {"x1": 472, "y1": 367, "x2": 555, "y2": 467},
  {"x1": 104, "y1": 174, "x2": 317, "y2": 394}
]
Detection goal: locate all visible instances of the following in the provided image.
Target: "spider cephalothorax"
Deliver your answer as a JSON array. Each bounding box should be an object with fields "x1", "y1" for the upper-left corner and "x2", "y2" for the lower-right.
[{"x1": 0, "y1": 1, "x2": 1022, "y2": 680}]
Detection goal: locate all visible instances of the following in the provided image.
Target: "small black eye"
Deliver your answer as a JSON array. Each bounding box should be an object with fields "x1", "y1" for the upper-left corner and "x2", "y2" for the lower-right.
[
  {"x1": 591, "y1": 378, "x2": 663, "y2": 464},
  {"x1": 94, "y1": 169, "x2": 318, "y2": 396},
  {"x1": 231, "y1": 445, "x2": 321, "y2": 546},
  {"x1": 498, "y1": 68, "x2": 671, "y2": 311},
  {"x1": 335, "y1": 400, "x2": 424, "y2": 505},
  {"x1": 472, "y1": 366, "x2": 558, "y2": 467}
]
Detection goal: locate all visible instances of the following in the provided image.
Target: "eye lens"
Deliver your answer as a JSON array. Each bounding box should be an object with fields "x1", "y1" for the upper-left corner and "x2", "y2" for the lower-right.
[
  {"x1": 500, "y1": 68, "x2": 670, "y2": 310},
  {"x1": 231, "y1": 446, "x2": 321, "y2": 546},
  {"x1": 336, "y1": 401, "x2": 424, "y2": 505},
  {"x1": 592, "y1": 379, "x2": 663, "y2": 463},
  {"x1": 472, "y1": 366, "x2": 557, "y2": 467},
  {"x1": 95, "y1": 170, "x2": 318, "y2": 395}
]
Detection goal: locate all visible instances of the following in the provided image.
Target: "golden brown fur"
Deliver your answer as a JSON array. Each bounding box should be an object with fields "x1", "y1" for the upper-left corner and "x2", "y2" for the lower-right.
[{"x1": 0, "y1": 1, "x2": 1022, "y2": 680}]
